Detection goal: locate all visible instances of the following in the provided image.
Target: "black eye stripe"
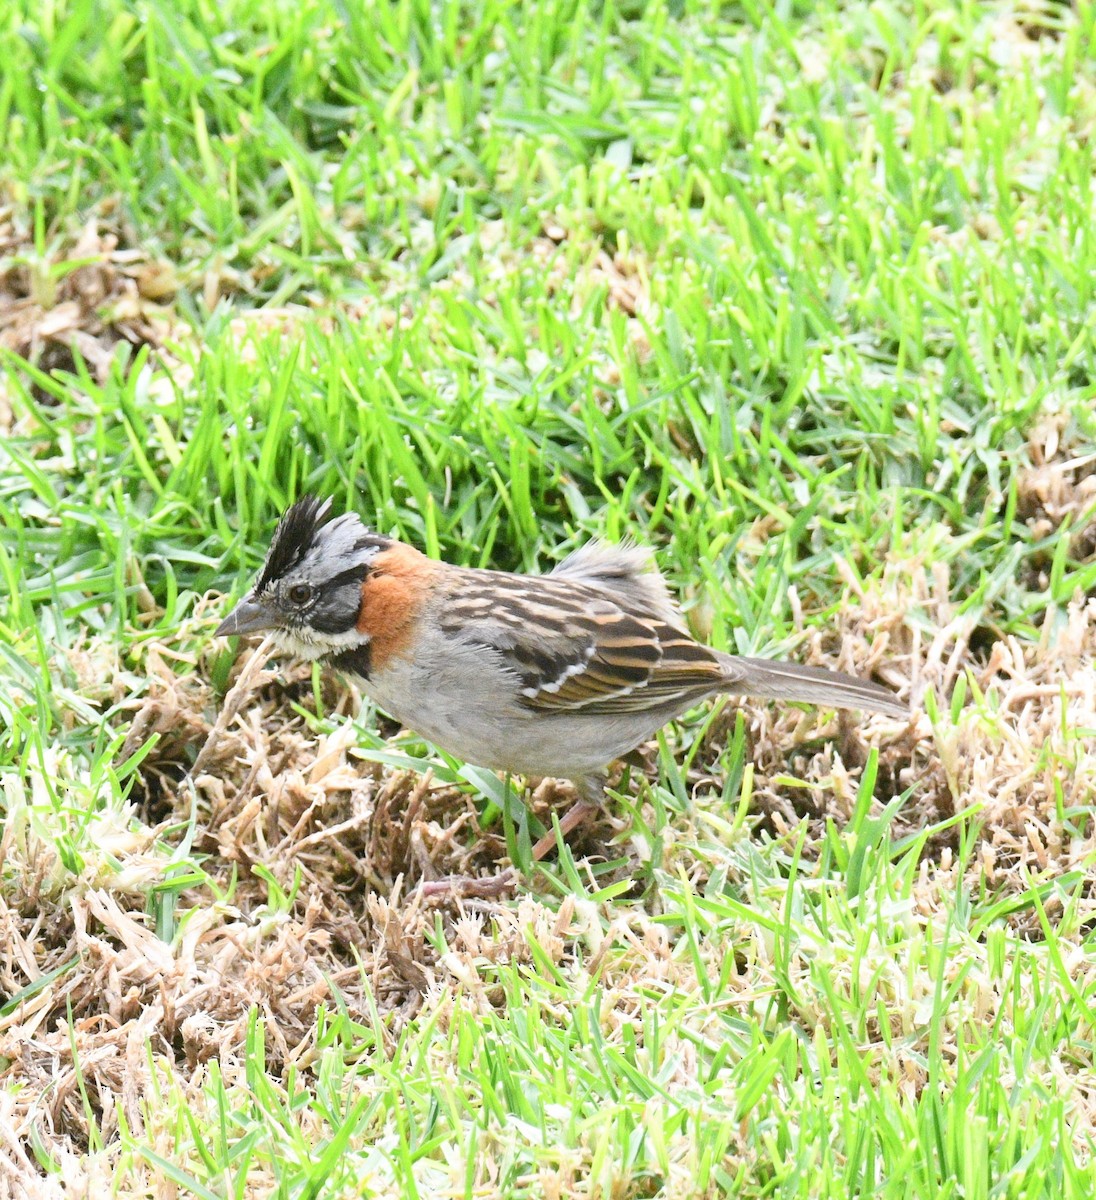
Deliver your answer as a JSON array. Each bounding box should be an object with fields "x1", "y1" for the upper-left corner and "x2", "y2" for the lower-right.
[
  {"x1": 316, "y1": 565, "x2": 370, "y2": 593},
  {"x1": 281, "y1": 564, "x2": 369, "y2": 605}
]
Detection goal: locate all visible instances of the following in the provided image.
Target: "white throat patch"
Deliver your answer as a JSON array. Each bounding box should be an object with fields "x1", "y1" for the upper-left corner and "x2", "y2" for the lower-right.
[{"x1": 271, "y1": 626, "x2": 370, "y2": 662}]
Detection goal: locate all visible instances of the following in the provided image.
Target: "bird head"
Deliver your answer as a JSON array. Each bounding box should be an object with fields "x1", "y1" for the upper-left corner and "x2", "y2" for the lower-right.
[{"x1": 215, "y1": 496, "x2": 389, "y2": 660}]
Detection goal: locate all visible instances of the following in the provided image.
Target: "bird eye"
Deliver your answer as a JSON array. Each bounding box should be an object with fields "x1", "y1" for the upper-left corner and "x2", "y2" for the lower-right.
[{"x1": 287, "y1": 583, "x2": 313, "y2": 606}]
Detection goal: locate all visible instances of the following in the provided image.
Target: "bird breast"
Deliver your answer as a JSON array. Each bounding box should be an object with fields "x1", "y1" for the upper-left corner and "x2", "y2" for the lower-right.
[{"x1": 357, "y1": 636, "x2": 668, "y2": 780}]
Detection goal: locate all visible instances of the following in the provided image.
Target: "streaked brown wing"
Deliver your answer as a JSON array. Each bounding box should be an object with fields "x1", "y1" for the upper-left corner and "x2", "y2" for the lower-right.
[
  {"x1": 439, "y1": 567, "x2": 726, "y2": 716},
  {"x1": 524, "y1": 616, "x2": 726, "y2": 714}
]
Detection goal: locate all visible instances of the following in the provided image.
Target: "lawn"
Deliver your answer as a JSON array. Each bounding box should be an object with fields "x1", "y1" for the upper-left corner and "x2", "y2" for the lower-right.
[{"x1": 1, "y1": 0, "x2": 1095, "y2": 1196}]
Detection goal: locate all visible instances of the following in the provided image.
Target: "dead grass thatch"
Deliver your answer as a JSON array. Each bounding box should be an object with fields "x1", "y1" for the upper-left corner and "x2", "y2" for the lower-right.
[
  {"x1": 2, "y1": 425, "x2": 1095, "y2": 1195},
  {"x1": 0, "y1": 201, "x2": 177, "y2": 417}
]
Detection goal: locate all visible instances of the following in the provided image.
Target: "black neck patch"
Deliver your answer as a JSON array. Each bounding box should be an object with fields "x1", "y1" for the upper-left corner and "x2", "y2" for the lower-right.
[
  {"x1": 257, "y1": 495, "x2": 334, "y2": 592},
  {"x1": 330, "y1": 642, "x2": 373, "y2": 681}
]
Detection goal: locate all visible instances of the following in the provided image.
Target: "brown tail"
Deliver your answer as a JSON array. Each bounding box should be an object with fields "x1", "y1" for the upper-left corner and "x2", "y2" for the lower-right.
[{"x1": 721, "y1": 655, "x2": 907, "y2": 718}]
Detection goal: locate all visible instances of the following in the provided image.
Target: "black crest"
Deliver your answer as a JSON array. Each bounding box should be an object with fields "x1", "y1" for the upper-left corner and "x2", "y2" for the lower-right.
[{"x1": 257, "y1": 495, "x2": 333, "y2": 591}]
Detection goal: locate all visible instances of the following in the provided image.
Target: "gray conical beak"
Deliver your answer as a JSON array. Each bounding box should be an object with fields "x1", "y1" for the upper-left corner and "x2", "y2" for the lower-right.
[{"x1": 214, "y1": 594, "x2": 276, "y2": 638}]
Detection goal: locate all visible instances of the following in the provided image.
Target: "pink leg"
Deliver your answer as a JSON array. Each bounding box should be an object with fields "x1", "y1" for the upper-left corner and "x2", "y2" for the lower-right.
[{"x1": 531, "y1": 800, "x2": 600, "y2": 860}]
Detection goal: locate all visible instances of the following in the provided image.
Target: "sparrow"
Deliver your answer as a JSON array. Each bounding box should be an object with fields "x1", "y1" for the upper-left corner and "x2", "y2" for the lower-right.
[{"x1": 215, "y1": 497, "x2": 906, "y2": 860}]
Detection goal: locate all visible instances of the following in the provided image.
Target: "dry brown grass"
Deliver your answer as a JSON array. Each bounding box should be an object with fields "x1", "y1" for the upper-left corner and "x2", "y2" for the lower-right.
[
  {"x1": 0, "y1": 201, "x2": 178, "y2": 405},
  {"x1": 2, "y1": 98, "x2": 1095, "y2": 1187},
  {"x1": 2, "y1": 432, "x2": 1094, "y2": 1195}
]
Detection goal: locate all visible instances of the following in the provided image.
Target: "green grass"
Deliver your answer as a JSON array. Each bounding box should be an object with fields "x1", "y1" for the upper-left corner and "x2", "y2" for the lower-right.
[{"x1": 2, "y1": 0, "x2": 1096, "y2": 1195}]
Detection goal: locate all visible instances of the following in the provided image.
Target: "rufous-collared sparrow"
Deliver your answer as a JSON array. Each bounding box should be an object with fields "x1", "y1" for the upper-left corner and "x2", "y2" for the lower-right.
[{"x1": 215, "y1": 497, "x2": 906, "y2": 859}]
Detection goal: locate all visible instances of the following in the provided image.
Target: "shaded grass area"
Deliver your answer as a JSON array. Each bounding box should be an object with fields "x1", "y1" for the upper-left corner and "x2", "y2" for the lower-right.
[{"x1": 1, "y1": 0, "x2": 1095, "y2": 1196}]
